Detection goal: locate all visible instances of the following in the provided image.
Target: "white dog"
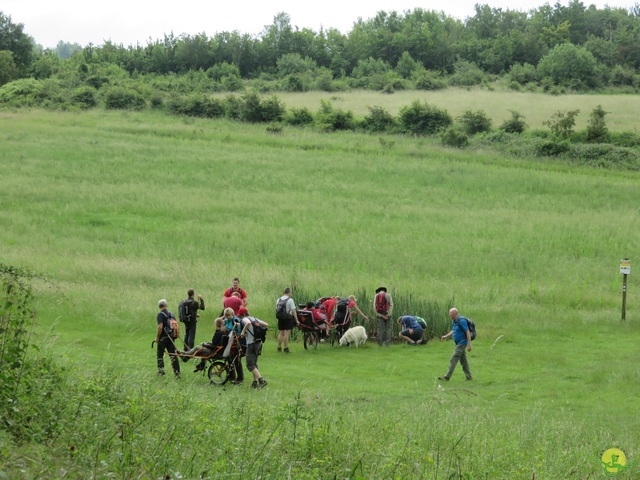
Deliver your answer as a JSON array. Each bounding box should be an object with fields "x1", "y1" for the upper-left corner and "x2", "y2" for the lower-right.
[{"x1": 339, "y1": 326, "x2": 367, "y2": 347}]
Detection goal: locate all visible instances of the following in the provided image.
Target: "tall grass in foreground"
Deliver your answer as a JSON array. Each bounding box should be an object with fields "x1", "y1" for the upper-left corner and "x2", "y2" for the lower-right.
[{"x1": 0, "y1": 110, "x2": 638, "y2": 478}]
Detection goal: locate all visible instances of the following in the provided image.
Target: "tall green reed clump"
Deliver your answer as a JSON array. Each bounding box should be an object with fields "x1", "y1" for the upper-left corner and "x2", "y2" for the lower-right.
[
  {"x1": 0, "y1": 264, "x2": 36, "y2": 420},
  {"x1": 291, "y1": 285, "x2": 453, "y2": 341}
]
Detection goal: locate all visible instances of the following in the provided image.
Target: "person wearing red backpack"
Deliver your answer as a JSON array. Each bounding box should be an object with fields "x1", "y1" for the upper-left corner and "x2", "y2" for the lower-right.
[
  {"x1": 374, "y1": 287, "x2": 393, "y2": 347},
  {"x1": 155, "y1": 299, "x2": 181, "y2": 377}
]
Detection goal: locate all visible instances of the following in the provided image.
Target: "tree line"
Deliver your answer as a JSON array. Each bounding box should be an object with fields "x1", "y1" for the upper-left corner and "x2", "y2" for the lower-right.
[{"x1": 2, "y1": 3, "x2": 640, "y2": 91}]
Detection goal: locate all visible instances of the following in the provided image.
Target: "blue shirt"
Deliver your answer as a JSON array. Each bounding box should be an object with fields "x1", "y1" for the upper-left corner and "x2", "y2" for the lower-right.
[
  {"x1": 452, "y1": 316, "x2": 470, "y2": 345},
  {"x1": 400, "y1": 316, "x2": 423, "y2": 331}
]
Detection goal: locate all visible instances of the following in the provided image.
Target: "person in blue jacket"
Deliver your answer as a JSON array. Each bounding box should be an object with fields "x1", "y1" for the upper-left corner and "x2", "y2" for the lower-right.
[
  {"x1": 438, "y1": 308, "x2": 472, "y2": 381},
  {"x1": 397, "y1": 315, "x2": 425, "y2": 345}
]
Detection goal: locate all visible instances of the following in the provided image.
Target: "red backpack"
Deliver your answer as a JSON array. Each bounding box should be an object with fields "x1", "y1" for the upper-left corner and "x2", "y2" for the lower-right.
[{"x1": 375, "y1": 292, "x2": 388, "y2": 314}]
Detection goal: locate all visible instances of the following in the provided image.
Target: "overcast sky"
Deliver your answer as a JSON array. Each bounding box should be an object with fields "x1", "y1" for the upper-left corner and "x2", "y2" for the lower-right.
[{"x1": 4, "y1": 0, "x2": 637, "y2": 49}]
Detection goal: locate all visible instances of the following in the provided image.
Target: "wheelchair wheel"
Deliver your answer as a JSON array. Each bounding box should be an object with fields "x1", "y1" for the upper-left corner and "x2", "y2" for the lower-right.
[
  {"x1": 303, "y1": 331, "x2": 318, "y2": 350},
  {"x1": 208, "y1": 360, "x2": 230, "y2": 385}
]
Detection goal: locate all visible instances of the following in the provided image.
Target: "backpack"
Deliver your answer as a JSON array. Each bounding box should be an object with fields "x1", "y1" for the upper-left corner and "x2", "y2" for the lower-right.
[
  {"x1": 456, "y1": 318, "x2": 476, "y2": 341},
  {"x1": 250, "y1": 318, "x2": 268, "y2": 343},
  {"x1": 336, "y1": 297, "x2": 350, "y2": 313},
  {"x1": 416, "y1": 316, "x2": 427, "y2": 330},
  {"x1": 178, "y1": 299, "x2": 191, "y2": 323},
  {"x1": 163, "y1": 312, "x2": 179, "y2": 339},
  {"x1": 314, "y1": 297, "x2": 332, "y2": 309},
  {"x1": 467, "y1": 319, "x2": 477, "y2": 340},
  {"x1": 276, "y1": 297, "x2": 292, "y2": 321},
  {"x1": 375, "y1": 292, "x2": 388, "y2": 314}
]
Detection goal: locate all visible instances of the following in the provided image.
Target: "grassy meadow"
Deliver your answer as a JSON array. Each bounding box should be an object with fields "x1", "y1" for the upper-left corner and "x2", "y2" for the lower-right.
[
  {"x1": 0, "y1": 102, "x2": 639, "y2": 479},
  {"x1": 243, "y1": 87, "x2": 640, "y2": 132}
]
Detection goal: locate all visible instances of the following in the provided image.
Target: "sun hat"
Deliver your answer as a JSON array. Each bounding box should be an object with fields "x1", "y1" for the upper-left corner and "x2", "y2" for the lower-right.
[{"x1": 375, "y1": 287, "x2": 387, "y2": 293}]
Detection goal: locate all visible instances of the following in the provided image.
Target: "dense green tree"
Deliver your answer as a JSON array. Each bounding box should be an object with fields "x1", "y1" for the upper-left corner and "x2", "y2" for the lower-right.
[
  {"x1": 55, "y1": 41, "x2": 82, "y2": 59},
  {"x1": 0, "y1": 12, "x2": 33, "y2": 75},
  {"x1": 537, "y1": 43, "x2": 602, "y2": 88},
  {"x1": 0, "y1": 50, "x2": 17, "y2": 85}
]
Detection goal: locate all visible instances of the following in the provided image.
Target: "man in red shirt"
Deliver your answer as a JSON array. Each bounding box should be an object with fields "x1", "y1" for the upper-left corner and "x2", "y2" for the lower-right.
[
  {"x1": 223, "y1": 291, "x2": 243, "y2": 315},
  {"x1": 222, "y1": 278, "x2": 247, "y2": 307}
]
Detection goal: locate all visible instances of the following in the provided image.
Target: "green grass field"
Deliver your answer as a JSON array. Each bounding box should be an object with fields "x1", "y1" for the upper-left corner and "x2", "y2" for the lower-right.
[
  {"x1": 244, "y1": 87, "x2": 640, "y2": 132},
  {"x1": 0, "y1": 106, "x2": 639, "y2": 479}
]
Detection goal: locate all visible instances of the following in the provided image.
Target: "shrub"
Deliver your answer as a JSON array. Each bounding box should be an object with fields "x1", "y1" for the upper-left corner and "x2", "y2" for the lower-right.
[
  {"x1": 0, "y1": 78, "x2": 43, "y2": 106},
  {"x1": 456, "y1": 110, "x2": 492, "y2": 135},
  {"x1": 508, "y1": 63, "x2": 537, "y2": 85},
  {"x1": 398, "y1": 100, "x2": 452, "y2": 136},
  {"x1": 316, "y1": 100, "x2": 355, "y2": 131},
  {"x1": 610, "y1": 65, "x2": 636, "y2": 86},
  {"x1": 543, "y1": 110, "x2": 580, "y2": 138},
  {"x1": 362, "y1": 106, "x2": 396, "y2": 133},
  {"x1": 103, "y1": 87, "x2": 146, "y2": 110},
  {"x1": 441, "y1": 127, "x2": 469, "y2": 148},
  {"x1": 167, "y1": 94, "x2": 224, "y2": 118},
  {"x1": 239, "y1": 92, "x2": 285, "y2": 123},
  {"x1": 449, "y1": 59, "x2": 486, "y2": 87},
  {"x1": 284, "y1": 107, "x2": 314, "y2": 126},
  {"x1": 585, "y1": 105, "x2": 608, "y2": 143},
  {"x1": 223, "y1": 95, "x2": 242, "y2": 119},
  {"x1": 535, "y1": 139, "x2": 571, "y2": 157},
  {"x1": 413, "y1": 71, "x2": 447, "y2": 90},
  {"x1": 71, "y1": 86, "x2": 97, "y2": 109},
  {"x1": 260, "y1": 95, "x2": 286, "y2": 123},
  {"x1": 568, "y1": 143, "x2": 640, "y2": 170},
  {"x1": 499, "y1": 110, "x2": 527, "y2": 134}
]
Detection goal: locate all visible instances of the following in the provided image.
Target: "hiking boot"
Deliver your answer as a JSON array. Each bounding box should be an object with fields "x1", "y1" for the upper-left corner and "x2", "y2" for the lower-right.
[
  {"x1": 231, "y1": 380, "x2": 243, "y2": 385},
  {"x1": 284, "y1": 347, "x2": 290, "y2": 353},
  {"x1": 181, "y1": 352, "x2": 190, "y2": 362},
  {"x1": 193, "y1": 363, "x2": 205, "y2": 373},
  {"x1": 466, "y1": 376, "x2": 473, "y2": 381},
  {"x1": 438, "y1": 376, "x2": 449, "y2": 381},
  {"x1": 277, "y1": 347, "x2": 282, "y2": 353},
  {"x1": 258, "y1": 378, "x2": 268, "y2": 388},
  {"x1": 251, "y1": 381, "x2": 258, "y2": 389},
  {"x1": 158, "y1": 370, "x2": 165, "y2": 376}
]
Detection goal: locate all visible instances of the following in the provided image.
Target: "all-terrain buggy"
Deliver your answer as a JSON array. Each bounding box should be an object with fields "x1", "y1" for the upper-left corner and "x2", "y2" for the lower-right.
[
  {"x1": 171, "y1": 333, "x2": 244, "y2": 385},
  {"x1": 297, "y1": 309, "x2": 328, "y2": 349}
]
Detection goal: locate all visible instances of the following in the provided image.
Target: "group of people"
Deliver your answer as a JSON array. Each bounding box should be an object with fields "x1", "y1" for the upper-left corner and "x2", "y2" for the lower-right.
[
  {"x1": 154, "y1": 278, "x2": 268, "y2": 388},
  {"x1": 154, "y1": 279, "x2": 473, "y2": 384}
]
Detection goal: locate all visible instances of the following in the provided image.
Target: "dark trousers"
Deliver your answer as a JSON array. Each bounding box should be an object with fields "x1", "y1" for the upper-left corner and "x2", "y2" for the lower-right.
[
  {"x1": 230, "y1": 356, "x2": 244, "y2": 382},
  {"x1": 157, "y1": 336, "x2": 180, "y2": 375},
  {"x1": 184, "y1": 321, "x2": 197, "y2": 350}
]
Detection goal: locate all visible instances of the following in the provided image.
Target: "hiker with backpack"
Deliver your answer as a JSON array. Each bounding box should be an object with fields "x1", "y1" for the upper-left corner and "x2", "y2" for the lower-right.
[
  {"x1": 374, "y1": 287, "x2": 393, "y2": 347},
  {"x1": 397, "y1": 315, "x2": 425, "y2": 345},
  {"x1": 238, "y1": 308, "x2": 269, "y2": 389},
  {"x1": 331, "y1": 295, "x2": 368, "y2": 338},
  {"x1": 438, "y1": 308, "x2": 473, "y2": 382},
  {"x1": 276, "y1": 287, "x2": 300, "y2": 353},
  {"x1": 222, "y1": 277, "x2": 247, "y2": 307},
  {"x1": 155, "y1": 299, "x2": 181, "y2": 377},
  {"x1": 179, "y1": 289, "x2": 205, "y2": 350}
]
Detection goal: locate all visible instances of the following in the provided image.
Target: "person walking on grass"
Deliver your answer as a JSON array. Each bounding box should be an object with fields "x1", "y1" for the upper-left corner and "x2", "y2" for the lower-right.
[
  {"x1": 181, "y1": 289, "x2": 205, "y2": 350},
  {"x1": 276, "y1": 287, "x2": 299, "y2": 353},
  {"x1": 239, "y1": 308, "x2": 268, "y2": 389},
  {"x1": 374, "y1": 287, "x2": 393, "y2": 347},
  {"x1": 155, "y1": 299, "x2": 180, "y2": 378},
  {"x1": 438, "y1": 308, "x2": 472, "y2": 381}
]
